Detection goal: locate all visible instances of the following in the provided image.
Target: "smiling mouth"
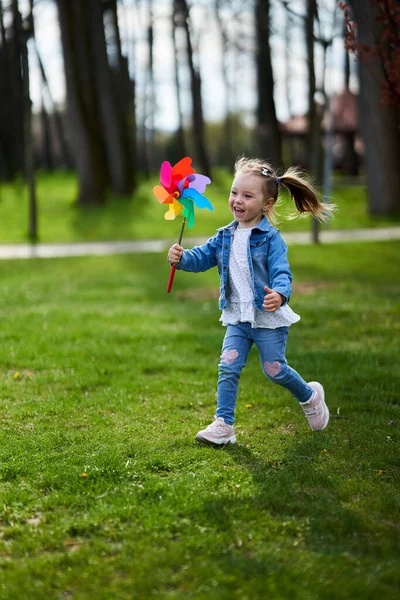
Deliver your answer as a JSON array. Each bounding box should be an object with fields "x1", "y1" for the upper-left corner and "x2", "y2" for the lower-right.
[{"x1": 234, "y1": 207, "x2": 245, "y2": 214}]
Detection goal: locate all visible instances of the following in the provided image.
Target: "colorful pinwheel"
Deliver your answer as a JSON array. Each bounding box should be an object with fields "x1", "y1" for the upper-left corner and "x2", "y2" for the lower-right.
[{"x1": 153, "y1": 157, "x2": 213, "y2": 292}]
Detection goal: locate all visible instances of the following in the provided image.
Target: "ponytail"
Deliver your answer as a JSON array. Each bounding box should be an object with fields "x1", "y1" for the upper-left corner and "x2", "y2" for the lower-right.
[
  {"x1": 234, "y1": 156, "x2": 335, "y2": 223},
  {"x1": 279, "y1": 166, "x2": 334, "y2": 222}
]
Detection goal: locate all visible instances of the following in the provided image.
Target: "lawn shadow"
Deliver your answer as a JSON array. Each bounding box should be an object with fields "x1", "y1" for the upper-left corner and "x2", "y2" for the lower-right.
[{"x1": 190, "y1": 437, "x2": 384, "y2": 578}]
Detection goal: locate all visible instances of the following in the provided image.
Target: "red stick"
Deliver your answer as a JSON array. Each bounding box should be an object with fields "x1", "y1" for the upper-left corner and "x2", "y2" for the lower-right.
[
  {"x1": 166, "y1": 265, "x2": 177, "y2": 293},
  {"x1": 167, "y1": 217, "x2": 187, "y2": 294}
]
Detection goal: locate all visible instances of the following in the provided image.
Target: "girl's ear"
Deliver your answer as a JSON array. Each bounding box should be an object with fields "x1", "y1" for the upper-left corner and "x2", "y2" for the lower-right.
[{"x1": 263, "y1": 198, "x2": 274, "y2": 211}]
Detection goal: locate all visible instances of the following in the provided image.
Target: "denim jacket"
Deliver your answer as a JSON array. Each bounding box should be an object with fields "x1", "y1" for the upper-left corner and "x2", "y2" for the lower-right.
[{"x1": 177, "y1": 216, "x2": 292, "y2": 311}]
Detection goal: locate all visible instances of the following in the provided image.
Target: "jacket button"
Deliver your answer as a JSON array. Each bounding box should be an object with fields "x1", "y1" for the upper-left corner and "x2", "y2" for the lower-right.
[
  {"x1": 224, "y1": 245, "x2": 228, "y2": 249},
  {"x1": 223, "y1": 266, "x2": 227, "y2": 270}
]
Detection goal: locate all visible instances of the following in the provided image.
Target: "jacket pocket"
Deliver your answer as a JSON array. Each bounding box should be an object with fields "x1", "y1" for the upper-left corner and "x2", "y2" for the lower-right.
[{"x1": 250, "y1": 237, "x2": 268, "y2": 261}]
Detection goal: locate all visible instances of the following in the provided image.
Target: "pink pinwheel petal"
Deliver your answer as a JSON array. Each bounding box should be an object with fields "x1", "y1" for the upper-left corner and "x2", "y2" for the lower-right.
[{"x1": 160, "y1": 162, "x2": 172, "y2": 190}]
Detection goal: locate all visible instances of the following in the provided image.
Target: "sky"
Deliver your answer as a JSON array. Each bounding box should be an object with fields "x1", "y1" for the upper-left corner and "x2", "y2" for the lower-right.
[{"x1": 19, "y1": 0, "x2": 357, "y2": 132}]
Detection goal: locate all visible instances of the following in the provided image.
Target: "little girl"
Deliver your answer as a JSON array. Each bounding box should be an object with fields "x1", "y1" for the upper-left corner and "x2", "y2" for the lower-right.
[{"x1": 168, "y1": 157, "x2": 332, "y2": 446}]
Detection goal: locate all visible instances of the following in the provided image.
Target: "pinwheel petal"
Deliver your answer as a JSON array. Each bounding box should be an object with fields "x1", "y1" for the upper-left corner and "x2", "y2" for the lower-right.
[
  {"x1": 153, "y1": 185, "x2": 173, "y2": 205},
  {"x1": 188, "y1": 174, "x2": 211, "y2": 194},
  {"x1": 172, "y1": 198, "x2": 184, "y2": 216},
  {"x1": 177, "y1": 176, "x2": 189, "y2": 194},
  {"x1": 179, "y1": 198, "x2": 195, "y2": 228},
  {"x1": 171, "y1": 157, "x2": 195, "y2": 182},
  {"x1": 164, "y1": 206, "x2": 177, "y2": 220},
  {"x1": 177, "y1": 174, "x2": 211, "y2": 195},
  {"x1": 160, "y1": 162, "x2": 172, "y2": 190},
  {"x1": 181, "y1": 188, "x2": 213, "y2": 211},
  {"x1": 183, "y1": 205, "x2": 195, "y2": 229},
  {"x1": 164, "y1": 198, "x2": 184, "y2": 220}
]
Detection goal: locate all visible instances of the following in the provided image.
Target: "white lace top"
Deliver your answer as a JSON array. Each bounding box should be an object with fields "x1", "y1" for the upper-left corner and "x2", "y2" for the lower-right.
[{"x1": 220, "y1": 227, "x2": 300, "y2": 329}]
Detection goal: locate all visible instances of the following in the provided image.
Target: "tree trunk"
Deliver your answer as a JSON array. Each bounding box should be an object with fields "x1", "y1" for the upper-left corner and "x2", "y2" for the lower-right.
[
  {"x1": 0, "y1": 0, "x2": 24, "y2": 180},
  {"x1": 174, "y1": 0, "x2": 211, "y2": 178},
  {"x1": 146, "y1": 0, "x2": 156, "y2": 168},
  {"x1": 0, "y1": 0, "x2": 5, "y2": 45},
  {"x1": 34, "y1": 42, "x2": 72, "y2": 168},
  {"x1": 306, "y1": 0, "x2": 323, "y2": 243},
  {"x1": 349, "y1": 0, "x2": 400, "y2": 215},
  {"x1": 87, "y1": 0, "x2": 133, "y2": 195},
  {"x1": 56, "y1": 0, "x2": 108, "y2": 204},
  {"x1": 14, "y1": 0, "x2": 37, "y2": 240},
  {"x1": 111, "y1": 0, "x2": 137, "y2": 183},
  {"x1": 215, "y1": 0, "x2": 234, "y2": 166},
  {"x1": 40, "y1": 95, "x2": 54, "y2": 171},
  {"x1": 171, "y1": 3, "x2": 187, "y2": 160},
  {"x1": 255, "y1": 0, "x2": 282, "y2": 167},
  {"x1": 342, "y1": 24, "x2": 359, "y2": 177},
  {"x1": 284, "y1": 7, "x2": 295, "y2": 165}
]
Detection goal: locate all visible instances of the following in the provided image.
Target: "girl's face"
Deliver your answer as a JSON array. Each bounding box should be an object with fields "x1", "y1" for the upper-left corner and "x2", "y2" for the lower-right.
[{"x1": 229, "y1": 174, "x2": 273, "y2": 228}]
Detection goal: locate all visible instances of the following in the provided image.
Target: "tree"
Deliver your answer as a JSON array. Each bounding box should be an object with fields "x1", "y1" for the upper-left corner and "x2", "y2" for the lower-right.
[
  {"x1": 0, "y1": 0, "x2": 24, "y2": 180},
  {"x1": 341, "y1": 0, "x2": 400, "y2": 215},
  {"x1": 255, "y1": 0, "x2": 282, "y2": 167},
  {"x1": 19, "y1": 0, "x2": 37, "y2": 240},
  {"x1": 56, "y1": 0, "x2": 109, "y2": 204},
  {"x1": 171, "y1": 2, "x2": 188, "y2": 161},
  {"x1": 341, "y1": 0, "x2": 400, "y2": 106},
  {"x1": 173, "y1": 0, "x2": 211, "y2": 178},
  {"x1": 214, "y1": 0, "x2": 234, "y2": 166},
  {"x1": 56, "y1": 0, "x2": 135, "y2": 205},
  {"x1": 30, "y1": 0, "x2": 72, "y2": 169}
]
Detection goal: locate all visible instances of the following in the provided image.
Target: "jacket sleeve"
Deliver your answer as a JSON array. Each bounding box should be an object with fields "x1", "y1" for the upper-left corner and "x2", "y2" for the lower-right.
[
  {"x1": 176, "y1": 234, "x2": 219, "y2": 273},
  {"x1": 267, "y1": 231, "x2": 292, "y2": 304}
]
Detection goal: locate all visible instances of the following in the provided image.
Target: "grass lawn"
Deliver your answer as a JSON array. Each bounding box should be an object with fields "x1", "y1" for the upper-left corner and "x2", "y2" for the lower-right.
[
  {"x1": 0, "y1": 171, "x2": 399, "y2": 244},
  {"x1": 0, "y1": 240, "x2": 399, "y2": 599}
]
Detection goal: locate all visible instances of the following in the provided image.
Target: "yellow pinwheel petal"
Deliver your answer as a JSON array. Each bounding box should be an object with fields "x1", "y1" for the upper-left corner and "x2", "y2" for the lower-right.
[
  {"x1": 173, "y1": 198, "x2": 184, "y2": 215},
  {"x1": 164, "y1": 206, "x2": 176, "y2": 220},
  {"x1": 164, "y1": 198, "x2": 184, "y2": 220}
]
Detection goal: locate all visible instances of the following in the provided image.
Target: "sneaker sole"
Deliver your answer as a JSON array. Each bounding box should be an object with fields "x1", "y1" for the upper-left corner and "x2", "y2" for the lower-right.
[
  {"x1": 308, "y1": 381, "x2": 330, "y2": 430},
  {"x1": 195, "y1": 433, "x2": 237, "y2": 446}
]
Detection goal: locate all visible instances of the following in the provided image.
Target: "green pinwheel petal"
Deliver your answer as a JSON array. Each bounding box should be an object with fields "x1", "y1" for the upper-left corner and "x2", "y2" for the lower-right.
[{"x1": 179, "y1": 198, "x2": 195, "y2": 228}]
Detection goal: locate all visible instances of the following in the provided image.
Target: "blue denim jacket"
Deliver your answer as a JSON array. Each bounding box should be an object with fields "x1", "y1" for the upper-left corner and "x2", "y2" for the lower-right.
[{"x1": 177, "y1": 216, "x2": 292, "y2": 310}]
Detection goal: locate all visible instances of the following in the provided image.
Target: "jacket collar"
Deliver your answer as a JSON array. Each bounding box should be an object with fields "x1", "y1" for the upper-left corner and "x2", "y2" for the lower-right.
[{"x1": 217, "y1": 215, "x2": 272, "y2": 233}]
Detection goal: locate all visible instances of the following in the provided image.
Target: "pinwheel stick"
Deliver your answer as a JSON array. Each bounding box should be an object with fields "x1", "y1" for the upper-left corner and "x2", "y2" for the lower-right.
[{"x1": 167, "y1": 217, "x2": 187, "y2": 293}]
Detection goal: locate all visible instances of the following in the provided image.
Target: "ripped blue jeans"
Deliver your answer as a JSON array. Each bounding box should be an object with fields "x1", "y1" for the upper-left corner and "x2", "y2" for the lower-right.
[{"x1": 216, "y1": 323, "x2": 313, "y2": 424}]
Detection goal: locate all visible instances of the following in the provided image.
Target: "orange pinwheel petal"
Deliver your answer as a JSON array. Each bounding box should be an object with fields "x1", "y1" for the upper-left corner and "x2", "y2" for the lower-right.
[{"x1": 153, "y1": 185, "x2": 173, "y2": 205}]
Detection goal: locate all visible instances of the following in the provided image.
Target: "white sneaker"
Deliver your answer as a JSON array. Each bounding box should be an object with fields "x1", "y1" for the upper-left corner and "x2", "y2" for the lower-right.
[
  {"x1": 301, "y1": 382, "x2": 330, "y2": 431},
  {"x1": 195, "y1": 417, "x2": 236, "y2": 446}
]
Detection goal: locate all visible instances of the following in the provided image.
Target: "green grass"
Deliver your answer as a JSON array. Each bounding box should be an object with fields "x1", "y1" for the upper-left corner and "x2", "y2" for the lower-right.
[
  {"x1": 0, "y1": 240, "x2": 399, "y2": 599},
  {"x1": 0, "y1": 171, "x2": 399, "y2": 244}
]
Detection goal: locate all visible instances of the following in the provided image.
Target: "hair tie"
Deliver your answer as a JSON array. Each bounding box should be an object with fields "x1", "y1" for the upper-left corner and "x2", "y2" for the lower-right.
[
  {"x1": 261, "y1": 168, "x2": 272, "y2": 177},
  {"x1": 276, "y1": 177, "x2": 281, "y2": 185}
]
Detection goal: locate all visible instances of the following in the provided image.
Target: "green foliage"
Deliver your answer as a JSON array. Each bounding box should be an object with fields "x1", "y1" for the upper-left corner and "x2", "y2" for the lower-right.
[
  {"x1": 0, "y1": 171, "x2": 398, "y2": 244},
  {"x1": 0, "y1": 241, "x2": 399, "y2": 598}
]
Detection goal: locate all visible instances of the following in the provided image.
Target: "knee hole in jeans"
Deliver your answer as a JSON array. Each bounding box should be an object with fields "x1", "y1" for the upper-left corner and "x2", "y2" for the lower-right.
[
  {"x1": 264, "y1": 361, "x2": 281, "y2": 377},
  {"x1": 221, "y1": 349, "x2": 239, "y2": 365}
]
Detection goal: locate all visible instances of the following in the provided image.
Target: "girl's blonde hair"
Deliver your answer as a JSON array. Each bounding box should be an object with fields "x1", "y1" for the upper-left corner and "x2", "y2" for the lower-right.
[{"x1": 234, "y1": 156, "x2": 334, "y2": 223}]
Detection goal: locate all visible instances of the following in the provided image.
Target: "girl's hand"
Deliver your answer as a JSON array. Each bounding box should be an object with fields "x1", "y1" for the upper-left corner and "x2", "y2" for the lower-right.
[
  {"x1": 263, "y1": 286, "x2": 284, "y2": 312},
  {"x1": 168, "y1": 244, "x2": 184, "y2": 265}
]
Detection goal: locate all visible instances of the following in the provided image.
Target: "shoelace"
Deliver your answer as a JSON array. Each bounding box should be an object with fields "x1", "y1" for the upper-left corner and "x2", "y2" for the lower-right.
[
  {"x1": 206, "y1": 420, "x2": 226, "y2": 431},
  {"x1": 303, "y1": 405, "x2": 320, "y2": 416}
]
